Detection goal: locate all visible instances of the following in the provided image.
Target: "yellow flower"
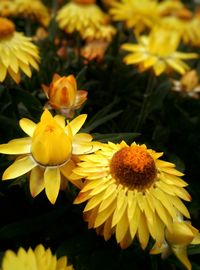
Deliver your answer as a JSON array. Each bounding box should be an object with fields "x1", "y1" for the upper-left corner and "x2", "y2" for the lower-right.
[
  {"x1": 42, "y1": 74, "x2": 88, "y2": 118},
  {"x1": 0, "y1": 0, "x2": 16, "y2": 17},
  {"x1": 172, "y1": 70, "x2": 200, "y2": 99},
  {"x1": 2, "y1": 244, "x2": 74, "y2": 270},
  {"x1": 121, "y1": 27, "x2": 198, "y2": 76},
  {"x1": 56, "y1": 0, "x2": 113, "y2": 40},
  {"x1": 0, "y1": 110, "x2": 98, "y2": 204},
  {"x1": 157, "y1": 0, "x2": 184, "y2": 17},
  {"x1": 109, "y1": 0, "x2": 159, "y2": 34},
  {"x1": 0, "y1": 17, "x2": 40, "y2": 83},
  {"x1": 72, "y1": 141, "x2": 191, "y2": 249},
  {"x1": 159, "y1": 8, "x2": 200, "y2": 46},
  {"x1": 151, "y1": 220, "x2": 200, "y2": 270},
  {"x1": 13, "y1": 0, "x2": 50, "y2": 27}
]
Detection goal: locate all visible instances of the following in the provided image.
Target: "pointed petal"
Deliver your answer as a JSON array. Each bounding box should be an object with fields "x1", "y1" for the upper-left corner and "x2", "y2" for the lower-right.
[
  {"x1": 0, "y1": 138, "x2": 31, "y2": 155},
  {"x1": 3, "y1": 156, "x2": 36, "y2": 180},
  {"x1": 44, "y1": 167, "x2": 61, "y2": 204},
  {"x1": 19, "y1": 118, "x2": 37, "y2": 137},
  {"x1": 67, "y1": 114, "x2": 87, "y2": 135},
  {"x1": 172, "y1": 246, "x2": 191, "y2": 270},
  {"x1": 30, "y1": 166, "x2": 45, "y2": 197}
]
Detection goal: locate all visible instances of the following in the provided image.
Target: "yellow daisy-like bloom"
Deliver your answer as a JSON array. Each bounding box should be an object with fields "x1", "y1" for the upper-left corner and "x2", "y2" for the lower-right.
[
  {"x1": 72, "y1": 141, "x2": 191, "y2": 249},
  {"x1": 159, "y1": 8, "x2": 200, "y2": 46},
  {"x1": 56, "y1": 0, "x2": 113, "y2": 40},
  {"x1": 14, "y1": 0, "x2": 50, "y2": 27},
  {"x1": 42, "y1": 74, "x2": 88, "y2": 118},
  {"x1": 172, "y1": 70, "x2": 200, "y2": 99},
  {"x1": 0, "y1": 110, "x2": 98, "y2": 204},
  {"x1": 109, "y1": 0, "x2": 159, "y2": 34},
  {"x1": 0, "y1": 17, "x2": 40, "y2": 83},
  {"x1": 0, "y1": 0, "x2": 16, "y2": 17},
  {"x1": 121, "y1": 27, "x2": 198, "y2": 76},
  {"x1": 151, "y1": 220, "x2": 200, "y2": 270},
  {"x1": 2, "y1": 244, "x2": 74, "y2": 270}
]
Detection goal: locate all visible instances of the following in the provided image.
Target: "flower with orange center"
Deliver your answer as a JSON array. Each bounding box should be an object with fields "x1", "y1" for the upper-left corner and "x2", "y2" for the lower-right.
[
  {"x1": 121, "y1": 27, "x2": 198, "y2": 76},
  {"x1": 42, "y1": 74, "x2": 88, "y2": 118},
  {"x1": 56, "y1": 0, "x2": 115, "y2": 41},
  {"x1": 72, "y1": 141, "x2": 191, "y2": 249},
  {"x1": 151, "y1": 218, "x2": 200, "y2": 270},
  {"x1": 0, "y1": 110, "x2": 99, "y2": 204},
  {"x1": 172, "y1": 70, "x2": 200, "y2": 99},
  {"x1": 0, "y1": 17, "x2": 40, "y2": 83},
  {"x1": 2, "y1": 244, "x2": 74, "y2": 270}
]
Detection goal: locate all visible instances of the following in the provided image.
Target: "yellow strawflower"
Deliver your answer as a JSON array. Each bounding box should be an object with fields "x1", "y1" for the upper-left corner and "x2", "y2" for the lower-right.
[
  {"x1": 2, "y1": 244, "x2": 74, "y2": 270},
  {"x1": 121, "y1": 27, "x2": 198, "y2": 76},
  {"x1": 42, "y1": 74, "x2": 88, "y2": 118},
  {"x1": 13, "y1": 0, "x2": 50, "y2": 27},
  {"x1": 151, "y1": 220, "x2": 200, "y2": 270},
  {"x1": 109, "y1": 0, "x2": 159, "y2": 34},
  {"x1": 159, "y1": 7, "x2": 200, "y2": 46},
  {"x1": 0, "y1": 17, "x2": 40, "y2": 83},
  {"x1": 56, "y1": 0, "x2": 115, "y2": 41},
  {"x1": 0, "y1": 110, "x2": 99, "y2": 204},
  {"x1": 72, "y1": 141, "x2": 191, "y2": 249}
]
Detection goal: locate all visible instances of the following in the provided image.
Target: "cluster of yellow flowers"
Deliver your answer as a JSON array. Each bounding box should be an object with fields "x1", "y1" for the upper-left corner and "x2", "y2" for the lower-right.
[{"x1": 0, "y1": 0, "x2": 200, "y2": 269}]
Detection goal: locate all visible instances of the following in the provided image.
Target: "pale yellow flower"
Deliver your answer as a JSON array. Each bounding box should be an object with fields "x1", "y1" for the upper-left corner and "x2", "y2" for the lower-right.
[
  {"x1": 0, "y1": 17, "x2": 40, "y2": 83},
  {"x1": 121, "y1": 27, "x2": 198, "y2": 76},
  {"x1": 151, "y1": 220, "x2": 200, "y2": 270},
  {"x1": 172, "y1": 70, "x2": 200, "y2": 99},
  {"x1": 0, "y1": 110, "x2": 99, "y2": 204},
  {"x1": 2, "y1": 244, "x2": 74, "y2": 270},
  {"x1": 14, "y1": 0, "x2": 50, "y2": 27},
  {"x1": 109, "y1": 0, "x2": 159, "y2": 34},
  {"x1": 56, "y1": 0, "x2": 115, "y2": 41},
  {"x1": 42, "y1": 74, "x2": 88, "y2": 118},
  {"x1": 159, "y1": 7, "x2": 200, "y2": 46},
  {"x1": 72, "y1": 141, "x2": 191, "y2": 249}
]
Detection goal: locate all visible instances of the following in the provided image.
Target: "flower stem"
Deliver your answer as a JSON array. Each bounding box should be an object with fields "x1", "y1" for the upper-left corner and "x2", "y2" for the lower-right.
[{"x1": 134, "y1": 72, "x2": 155, "y2": 132}]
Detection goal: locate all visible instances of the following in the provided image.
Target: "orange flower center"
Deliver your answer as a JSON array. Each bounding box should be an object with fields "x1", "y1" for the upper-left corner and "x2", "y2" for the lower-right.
[
  {"x1": 73, "y1": 0, "x2": 95, "y2": 5},
  {"x1": 110, "y1": 146, "x2": 157, "y2": 190},
  {"x1": 0, "y1": 17, "x2": 15, "y2": 38}
]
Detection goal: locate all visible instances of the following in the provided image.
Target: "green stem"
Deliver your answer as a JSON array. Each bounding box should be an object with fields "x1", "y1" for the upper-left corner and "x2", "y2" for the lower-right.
[{"x1": 134, "y1": 72, "x2": 155, "y2": 132}]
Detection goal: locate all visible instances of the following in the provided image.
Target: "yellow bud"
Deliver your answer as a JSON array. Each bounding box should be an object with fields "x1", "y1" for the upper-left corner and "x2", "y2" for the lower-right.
[
  {"x1": 31, "y1": 110, "x2": 72, "y2": 166},
  {"x1": 166, "y1": 222, "x2": 195, "y2": 246}
]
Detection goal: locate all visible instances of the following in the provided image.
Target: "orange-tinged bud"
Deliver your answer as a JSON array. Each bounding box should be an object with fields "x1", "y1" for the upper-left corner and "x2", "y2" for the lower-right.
[
  {"x1": 42, "y1": 74, "x2": 87, "y2": 118},
  {"x1": 31, "y1": 110, "x2": 72, "y2": 166},
  {"x1": 180, "y1": 70, "x2": 199, "y2": 91}
]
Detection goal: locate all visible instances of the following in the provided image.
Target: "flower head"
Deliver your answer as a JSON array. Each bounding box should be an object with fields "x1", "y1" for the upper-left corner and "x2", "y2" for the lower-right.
[
  {"x1": 56, "y1": 0, "x2": 113, "y2": 40},
  {"x1": 151, "y1": 220, "x2": 200, "y2": 270},
  {"x1": 0, "y1": 17, "x2": 40, "y2": 83},
  {"x1": 73, "y1": 141, "x2": 191, "y2": 249},
  {"x1": 172, "y1": 70, "x2": 200, "y2": 99},
  {"x1": 0, "y1": 110, "x2": 99, "y2": 204},
  {"x1": 109, "y1": 0, "x2": 159, "y2": 34},
  {"x1": 14, "y1": 0, "x2": 50, "y2": 27},
  {"x1": 121, "y1": 27, "x2": 198, "y2": 76},
  {"x1": 2, "y1": 244, "x2": 74, "y2": 270},
  {"x1": 81, "y1": 40, "x2": 109, "y2": 62},
  {"x1": 42, "y1": 74, "x2": 88, "y2": 118}
]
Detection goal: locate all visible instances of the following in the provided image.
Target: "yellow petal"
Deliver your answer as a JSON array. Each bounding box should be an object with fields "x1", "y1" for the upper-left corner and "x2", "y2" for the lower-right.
[
  {"x1": 0, "y1": 139, "x2": 31, "y2": 155},
  {"x1": 138, "y1": 212, "x2": 149, "y2": 250},
  {"x1": 3, "y1": 156, "x2": 36, "y2": 180},
  {"x1": 44, "y1": 168, "x2": 61, "y2": 204},
  {"x1": 94, "y1": 200, "x2": 116, "y2": 228},
  {"x1": 116, "y1": 212, "x2": 129, "y2": 245},
  {"x1": 67, "y1": 114, "x2": 87, "y2": 136},
  {"x1": 172, "y1": 246, "x2": 191, "y2": 270},
  {"x1": 29, "y1": 166, "x2": 45, "y2": 197},
  {"x1": 19, "y1": 118, "x2": 37, "y2": 137}
]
